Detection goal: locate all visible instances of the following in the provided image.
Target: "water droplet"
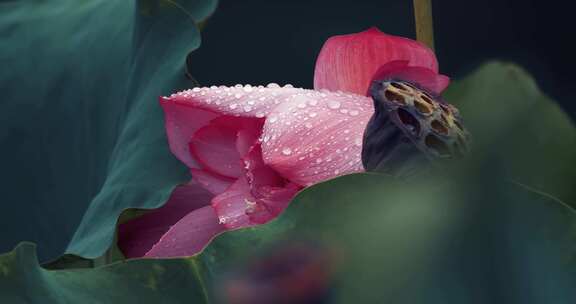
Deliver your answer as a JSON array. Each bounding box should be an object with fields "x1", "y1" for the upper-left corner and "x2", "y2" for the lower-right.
[
  {"x1": 235, "y1": 93, "x2": 243, "y2": 99},
  {"x1": 308, "y1": 99, "x2": 318, "y2": 106},
  {"x1": 263, "y1": 135, "x2": 270, "y2": 142},
  {"x1": 297, "y1": 103, "x2": 306, "y2": 108},
  {"x1": 210, "y1": 85, "x2": 218, "y2": 89},
  {"x1": 343, "y1": 129, "x2": 350, "y2": 134},
  {"x1": 248, "y1": 100, "x2": 255, "y2": 105},
  {"x1": 327, "y1": 100, "x2": 341, "y2": 109},
  {"x1": 305, "y1": 122, "x2": 313, "y2": 129},
  {"x1": 267, "y1": 83, "x2": 280, "y2": 88},
  {"x1": 315, "y1": 158, "x2": 323, "y2": 164},
  {"x1": 256, "y1": 112, "x2": 265, "y2": 118},
  {"x1": 259, "y1": 96, "x2": 266, "y2": 101},
  {"x1": 235, "y1": 84, "x2": 243, "y2": 88},
  {"x1": 192, "y1": 87, "x2": 201, "y2": 92},
  {"x1": 334, "y1": 169, "x2": 340, "y2": 175},
  {"x1": 200, "y1": 91, "x2": 206, "y2": 96},
  {"x1": 309, "y1": 112, "x2": 318, "y2": 118},
  {"x1": 284, "y1": 84, "x2": 294, "y2": 88},
  {"x1": 282, "y1": 147, "x2": 292, "y2": 155},
  {"x1": 355, "y1": 138, "x2": 362, "y2": 146},
  {"x1": 229, "y1": 103, "x2": 238, "y2": 109},
  {"x1": 349, "y1": 110, "x2": 359, "y2": 116},
  {"x1": 269, "y1": 116, "x2": 278, "y2": 123},
  {"x1": 243, "y1": 84, "x2": 253, "y2": 92},
  {"x1": 243, "y1": 105, "x2": 252, "y2": 112},
  {"x1": 340, "y1": 109, "x2": 348, "y2": 114}
]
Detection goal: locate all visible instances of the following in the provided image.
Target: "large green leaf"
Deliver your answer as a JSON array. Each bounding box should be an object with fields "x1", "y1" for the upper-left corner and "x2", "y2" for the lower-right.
[
  {"x1": 0, "y1": 0, "x2": 217, "y2": 261},
  {"x1": 444, "y1": 62, "x2": 576, "y2": 206},
  {"x1": 1, "y1": 172, "x2": 575, "y2": 303},
  {"x1": 0, "y1": 242, "x2": 209, "y2": 303}
]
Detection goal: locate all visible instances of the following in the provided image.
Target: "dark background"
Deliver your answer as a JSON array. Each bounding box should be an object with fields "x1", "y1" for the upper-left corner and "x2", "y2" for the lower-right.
[{"x1": 192, "y1": 0, "x2": 576, "y2": 120}]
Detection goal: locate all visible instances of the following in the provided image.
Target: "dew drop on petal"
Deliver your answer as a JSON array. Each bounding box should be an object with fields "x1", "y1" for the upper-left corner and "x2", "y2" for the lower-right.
[
  {"x1": 267, "y1": 83, "x2": 280, "y2": 88},
  {"x1": 243, "y1": 84, "x2": 253, "y2": 92},
  {"x1": 308, "y1": 99, "x2": 318, "y2": 106},
  {"x1": 309, "y1": 112, "x2": 318, "y2": 118},
  {"x1": 192, "y1": 87, "x2": 201, "y2": 92},
  {"x1": 243, "y1": 105, "x2": 252, "y2": 112},
  {"x1": 282, "y1": 147, "x2": 292, "y2": 155},
  {"x1": 327, "y1": 100, "x2": 341, "y2": 109},
  {"x1": 235, "y1": 93, "x2": 243, "y2": 99},
  {"x1": 229, "y1": 103, "x2": 238, "y2": 109},
  {"x1": 349, "y1": 110, "x2": 360, "y2": 116},
  {"x1": 305, "y1": 122, "x2": 313, "y2": 129},
  {"x1": 269, "y1": 116, "x2": 278, "y2": 123},
  {"x1": 256, "y1": 112, "x2": 265, "y2": 118}
]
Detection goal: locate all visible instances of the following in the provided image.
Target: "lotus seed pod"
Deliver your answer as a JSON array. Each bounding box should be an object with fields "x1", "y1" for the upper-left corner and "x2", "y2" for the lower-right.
[{"x1": 362, "y1": 80, "x2": 470, "y2": 175}]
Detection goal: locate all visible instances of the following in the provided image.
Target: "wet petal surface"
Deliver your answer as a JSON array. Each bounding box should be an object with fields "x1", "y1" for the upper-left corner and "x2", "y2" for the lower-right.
[
  {"x1": 261, "y1": 90, "x2": 373, "y2": 186},
  {"x1": 162, "y1": 84, "x2": 302, "y2": 168}
]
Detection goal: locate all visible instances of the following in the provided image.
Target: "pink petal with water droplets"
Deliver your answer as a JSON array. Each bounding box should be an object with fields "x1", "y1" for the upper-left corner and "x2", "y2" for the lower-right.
[
  {"x1": 190, "y1": 168, "x2": 235, "y2": 195},
  {"x1": 144, "y1": 205, "x2": 225, "y2": 258},
  {"x1": 261, "y1": 90, "x2": 372, "y2": 186},
  {"x1": 243, "y1": 145, "x2": 302, "y2": 223},
  {"x1": 371, "y1": 60, "x2": 450, "y2": 95},
  {"x1": 314, "y1": 27, "x2": 439, "y2": 96},
  {"x1": 161, "y1": 84, "x2": 302, "y2": 169},
  {"x1": 118, "y1": 182, "x2": 213, "y2": 258},
  {"x1": 213, "y1": 145, "x2": 301, "y2": 229},
  {"x1": 211, "y1": 177, "x2": 255, "y2": 229}
]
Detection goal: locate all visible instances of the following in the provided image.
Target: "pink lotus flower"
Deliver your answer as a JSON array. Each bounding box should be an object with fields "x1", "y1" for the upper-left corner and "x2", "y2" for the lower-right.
[{"x1": 118, "y1": 27, "x2": 449, "y2": 258}]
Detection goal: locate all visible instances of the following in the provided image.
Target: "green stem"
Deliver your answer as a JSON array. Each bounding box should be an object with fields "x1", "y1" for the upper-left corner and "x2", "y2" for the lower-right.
[{"x1": 413, "y1": 0, "x2": 435, "y2": 51}]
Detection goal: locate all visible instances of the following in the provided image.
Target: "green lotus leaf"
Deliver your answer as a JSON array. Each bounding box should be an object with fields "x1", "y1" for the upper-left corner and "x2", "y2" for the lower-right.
[
  {"x1": 0, "y1": 0, "x2": 217, "y2": 261},
  {"x1": 1, "y1": 172, "x2": 575, "y2": 303}
]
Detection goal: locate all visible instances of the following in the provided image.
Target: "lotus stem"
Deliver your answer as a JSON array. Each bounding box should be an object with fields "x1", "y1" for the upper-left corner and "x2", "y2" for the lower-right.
[{"x1": 413, "y1": 0, "x2": 435, "y2": 51}]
